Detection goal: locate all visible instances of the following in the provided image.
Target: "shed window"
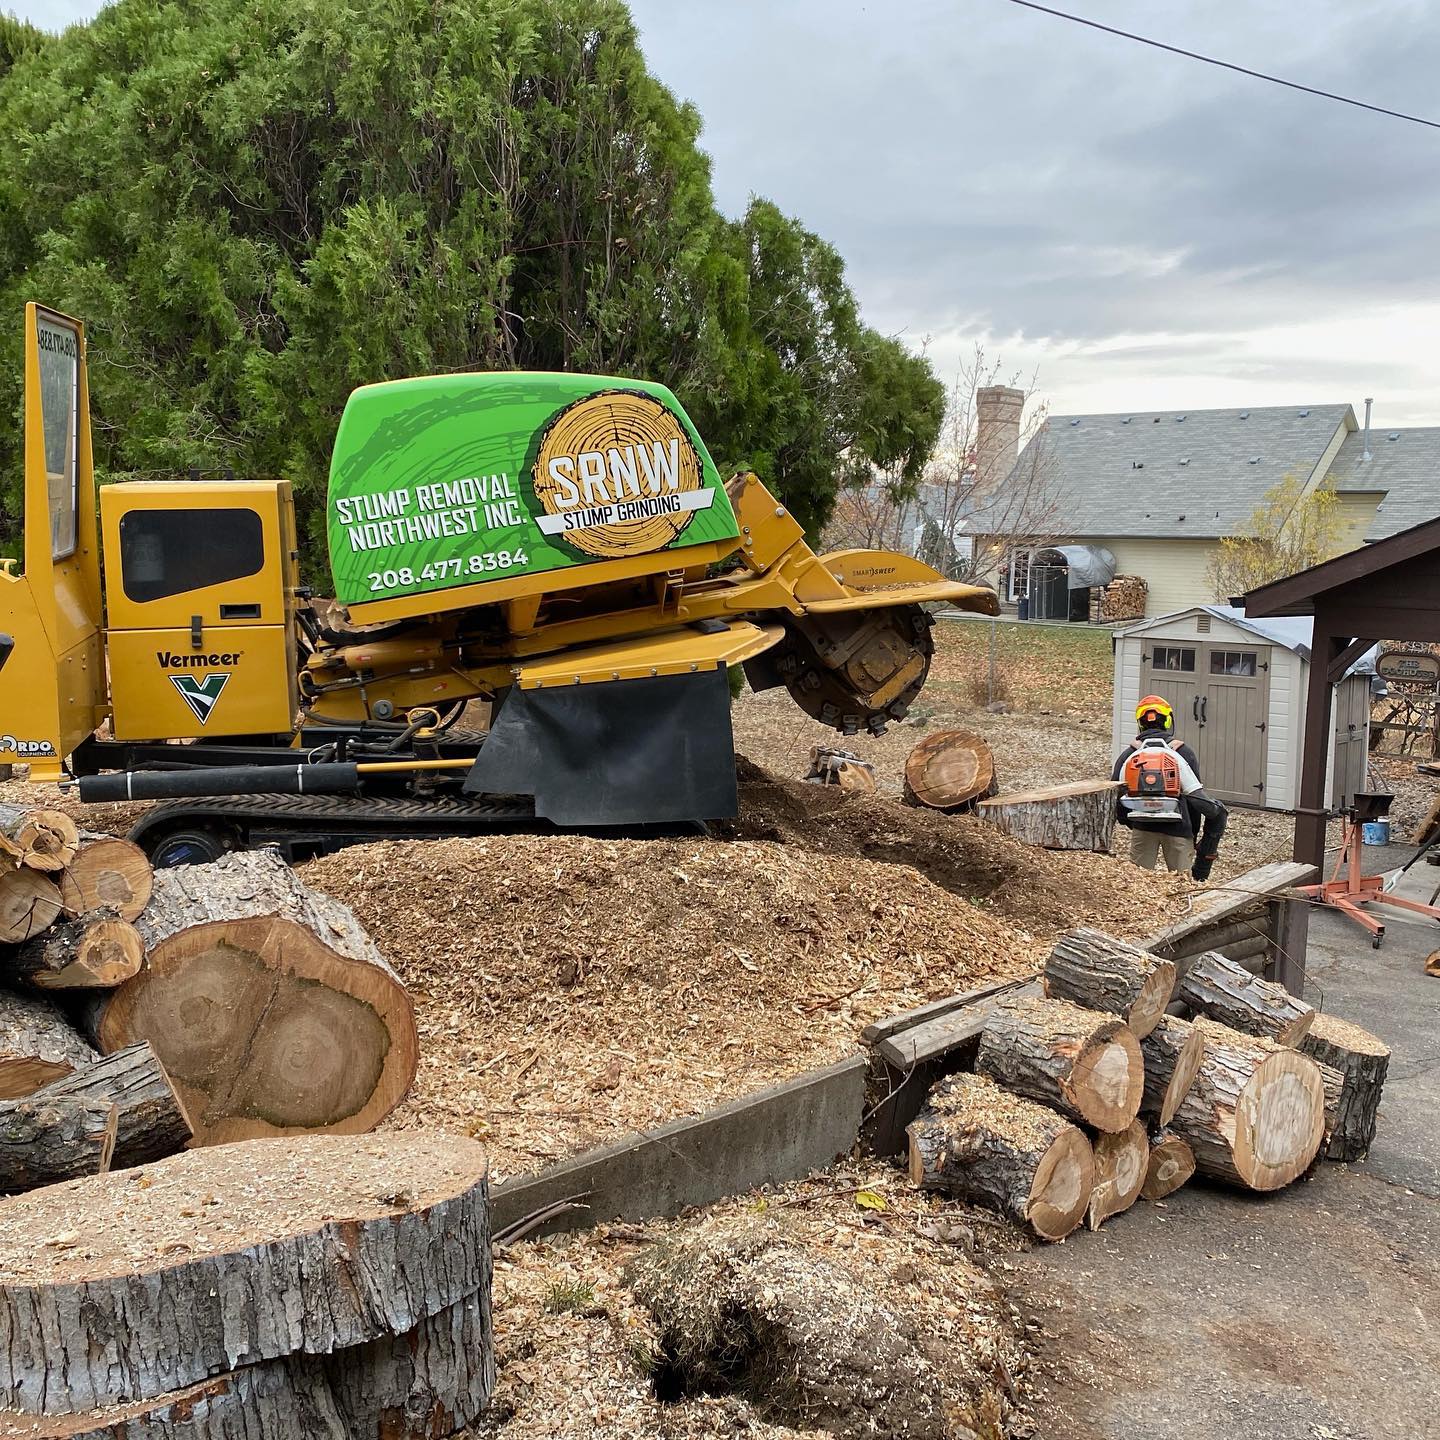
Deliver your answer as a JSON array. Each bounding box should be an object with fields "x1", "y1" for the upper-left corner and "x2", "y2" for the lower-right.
[
  {"x1": 1152, "y1": 645, "x2": 1195, "y2": 672},
  {"x1": 120, "y1": 508, "x2": 264, "y2": 603},
  {"x1": 1210, "y1": 650, "x2": 1258, "y2": 677}
]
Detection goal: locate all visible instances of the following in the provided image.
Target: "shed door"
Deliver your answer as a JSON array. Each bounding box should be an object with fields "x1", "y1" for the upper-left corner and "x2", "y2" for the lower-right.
[
  {"x1": 1195, "y1": 645, "x2": 1270, "y2": 805},
  {"x1": 1141, "y1": 642, "x2": 1202, "y2": 748},
  {"x1": 1331, "y1": 677, "x2": 1369, "y2": 809}
]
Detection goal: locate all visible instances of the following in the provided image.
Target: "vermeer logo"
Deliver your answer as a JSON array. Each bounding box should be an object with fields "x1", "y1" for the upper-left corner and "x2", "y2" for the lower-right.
[
  {"x1": 531, "y1": 390, "x2": 714, "y2": 559},
  {"x1": 170, "y1": 673, "x2": 230, "y2": 725}
]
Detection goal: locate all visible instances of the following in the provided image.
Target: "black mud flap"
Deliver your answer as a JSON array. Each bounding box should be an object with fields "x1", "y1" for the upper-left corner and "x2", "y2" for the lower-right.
[{"x1": 464, "y1": 667, "x2": 738, "y2": 825}]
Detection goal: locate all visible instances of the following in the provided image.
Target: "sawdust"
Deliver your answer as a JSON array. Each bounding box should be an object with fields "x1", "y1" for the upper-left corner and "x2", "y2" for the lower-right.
[{"x1": 302, "y1": 834, "x2": 1037, "y2": 1181}]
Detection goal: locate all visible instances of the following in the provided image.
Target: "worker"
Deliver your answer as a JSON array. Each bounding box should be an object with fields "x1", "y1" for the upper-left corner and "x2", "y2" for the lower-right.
[{"x1": 1112, "y1": 695, "x2": 1229, "y2": 880}]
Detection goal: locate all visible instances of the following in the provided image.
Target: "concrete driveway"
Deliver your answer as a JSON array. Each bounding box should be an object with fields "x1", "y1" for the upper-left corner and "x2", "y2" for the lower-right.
[{"x1": 1009, "y1": 847, "x2": 1440, "y2": 1440}]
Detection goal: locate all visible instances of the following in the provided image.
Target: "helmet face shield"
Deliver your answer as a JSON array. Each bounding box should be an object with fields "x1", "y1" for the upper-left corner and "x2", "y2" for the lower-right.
[{"x1": 1136, "y1": 694, "x2": 1174, "y2": 732}]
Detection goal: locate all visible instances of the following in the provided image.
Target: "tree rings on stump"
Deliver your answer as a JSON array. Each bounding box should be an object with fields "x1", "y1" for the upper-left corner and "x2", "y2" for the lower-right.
[
  {"x1": 1044, "y1": 928, "x2": 1176, "y2": 1038},
  {"x1": 59, "y1": 841, "x2": 152, "y2": 922},
  {"x1": 1087, "y1": 1119, "x2": 1148, "y2": 1229},
  {"x1": 1139, "y1": 1014, "x2": 1205, "y2": 1127},
  {"x1": 0, "y1": 872, "x2": 63, "y2": 946},
  {"x1": 903, "y1": 729, "x2": 996, "y2": 811},
  {"x1": 1141, "y1": 1130, "x2": 1195, "y2": 1201}
]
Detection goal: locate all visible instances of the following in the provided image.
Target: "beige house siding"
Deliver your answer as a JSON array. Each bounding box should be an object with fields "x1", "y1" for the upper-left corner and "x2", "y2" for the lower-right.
[
  {"x1": 1334, "y1": 491, "x2": 1382, "y2": 553},
  {"x1": 1089, "y1": 537, "x2": 1221, "y2": 616}
]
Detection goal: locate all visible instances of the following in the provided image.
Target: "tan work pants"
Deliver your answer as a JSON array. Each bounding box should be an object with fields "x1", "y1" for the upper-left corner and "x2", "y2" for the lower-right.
[{"x1": 1129, "y1": 829, "x2": 1195, "y2": 873}]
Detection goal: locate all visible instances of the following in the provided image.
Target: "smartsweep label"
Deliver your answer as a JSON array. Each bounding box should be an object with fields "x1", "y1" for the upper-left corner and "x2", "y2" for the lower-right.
[{"x1": 326, "y1": 375, "x2": 739, "y2": 607}]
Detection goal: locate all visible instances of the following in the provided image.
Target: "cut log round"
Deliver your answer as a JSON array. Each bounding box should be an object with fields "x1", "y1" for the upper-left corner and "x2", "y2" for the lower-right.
[
  {"x1": 0, "y1": 871, "x2": 63, "y2": 945},
  {"x1": 84, "y1": 850, "x2": 417, "y2": 1144},
  {"x1": 0, "y1": 1133, "x2": 490, "y2": 1415},
  {"x1": 1299, "y1": 1012, "x2": 1390, "y2": 1162},
  {"x1": 0, "y1": 992, "x2": 97, "y2": 1099},
  {"x1": 1176, "y1": 950, "x2": 1314, "y2": 1045},
  {"x1": 903, "y1": 730, "x2": 996, "y2": 811},
  {"x1": 58, "y1": 839, "x2": 153, "y2": 922},
  {"x1": 1169, "y1": 1018, "x2": 1325, "y2": 1190},
  {"x1": 0, "y1": 810, "x2": 79, "y2": 873},
  {"x1": 10, "y1": 911, "x2": 144, "y2": 991},
  {"x1": 907, "y1": 1072, "x2": 1093, "y2": 1241},
  {"x1": 976, "y1": 993, "x2": 1144, "y2": 1132},
  {"x1": 1044, "y1": 928, "x2": 1176, "y2": 1038},
  {"x1": 1141, "y1": 1129, "x2": 1195, "y2": 1200},
  {"x1": 35, "y1": 1043, "x2": 193, "y2": 1169},
  {"x1": 976, "y1": 780, "x2": 1121, "y2": 852},
  {"x1": 0, "y1": 1094, "x2": 116, "y2": 1194},
  {"x1": 1087, "y1": 1119, "x2": 1148, "y2": 1229},
  {"x1": 1139, "y1": 1014, "x2": 1205, "y2": 1127}
]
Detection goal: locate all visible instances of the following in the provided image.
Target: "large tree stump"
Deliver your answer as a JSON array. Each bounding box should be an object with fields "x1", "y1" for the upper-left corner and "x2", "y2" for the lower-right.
[
  {"x1": 906, "y1": 1072, "x2": 1093, "y2": 1241},
  {"x1": 59, "y1": 839, "x2": 153, "y2": 922},
  {"x1": 1044, "y1": 928, "x2": 1176, "y2": 1038},
  {"x1": 11, "y1": 911, "x2": 144, "y2": 991},
  {"x1": 0, "y1": 992, "x2": 97, "y2": 1099},
  {"x1": 903, "y1": 729, "x2": 996, "y2": 811},
  {"x1": 0, "y1": 1093, "x2": 116, "y2": 1194},
  {"x1": 1176, "y1": 951, "x2": 1315, "y2": 1045},
  {"x1": 1299, "y1": 1013, "x2": 1390, "y2": 1162},
  {"x1": 0, "y1": 810, "x2": 79, "y2": 873},
  {"x1": 0, "y1": 1133, "x2": 490, "y2": 1415},
  {"x1": 1139, "y1": 1014, "x2": 1205, "y2": 1126},
  {"x1": 0, "y1": 871, "x2": 63, "y2": 945},
  {"x1": 1087, "y1": 1119, "x2": 1147, "y2": 1229},
  {"x1": 976, "y1": 994, "x2": 1144, "y2": 1132},
  {"x1": 976, "y1": 779, "x2": 1122, "y2": 852},
  {"x1": 83, "y1": 850, "x2": 417, "y2": 1144},
  {"x1": 36, "y1": 1043, "x2": 193, "y2": 1169},
  {"x1": 1141, "y1": 1129, "x2": 1196, "y2": 1201},
  {"x1": 1168, "y1": 1018, "x2": 1325, "y2": 1190}
]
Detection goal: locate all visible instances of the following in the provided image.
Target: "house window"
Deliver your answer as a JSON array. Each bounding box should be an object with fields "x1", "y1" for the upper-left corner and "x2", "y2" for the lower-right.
[
  {"x1": 1006, "y1": 548, "x2": 1032, "y2": 602},
  {"x1": 1210, "y1": 650, "x2": 1258, "y2": 677},
  {"x1": 1152, "y1": 645, "x2": 1196, "y2": 672}
]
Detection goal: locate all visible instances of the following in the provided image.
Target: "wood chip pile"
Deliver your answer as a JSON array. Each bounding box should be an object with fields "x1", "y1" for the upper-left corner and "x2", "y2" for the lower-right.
[
  {"x1": 904, "y1": 929, "x2": 1391, "y2": 1241},
  {"x1": 304, "y1": 833, "x2": 1037, "y2": 1180}
]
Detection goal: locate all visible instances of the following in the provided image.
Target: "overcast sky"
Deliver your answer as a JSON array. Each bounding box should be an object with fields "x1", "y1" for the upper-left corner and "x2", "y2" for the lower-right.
[{"x1": 15, "y1": 0, "x2": 1440, "y2": 424}]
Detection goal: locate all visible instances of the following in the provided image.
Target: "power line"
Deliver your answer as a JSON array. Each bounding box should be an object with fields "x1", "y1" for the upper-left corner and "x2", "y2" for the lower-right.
[{"x1": 1001, "y1": 0, "x2": 1440, "y2": 131}]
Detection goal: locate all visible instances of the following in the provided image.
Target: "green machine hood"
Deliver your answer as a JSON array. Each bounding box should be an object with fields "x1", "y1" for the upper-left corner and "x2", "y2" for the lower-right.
[{"x1": 326, "y1": 373, "x2": 741, "y2": 607}]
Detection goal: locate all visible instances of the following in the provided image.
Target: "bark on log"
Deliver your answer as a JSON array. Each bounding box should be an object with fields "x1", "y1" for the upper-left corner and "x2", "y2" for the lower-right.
[
  {"x1": 0, "y1": 811, "x2": 79, "y2": 873},
  {"x1": 58, "y1": 840, "x2": 153, "y2": 922},
  {"x1": 1164, "y1": 910, "x2": 1274, "y2": 962},
  {"x1": 0, "y1": 1133, "x2": 490, "y2": 1415},
  {"x1": 10, "y1": 910, "x2": 144, "y2": 991},
  {"x1": 1044, "y1": 928, "x2": 1176, "y2": 1038},
  {"x1": 1168, "y1": 1018, "x2": 1325, "y2": 1190},
  {"x1": 1139, "y1": 1014, "x2": 1205, "y2": 1127},
  {"x1": 0, "y1": 1094, "x2": 116, "y2": 1194},
  {"x1": 0, "y1": 991, "x2": 97, "y2": 1099},
  {"x1": 83, "y1": 850, "x2": 417, "y2": 1144},
  {"x1": 976, "y1": 780, "x2": 1121, "y2": 852},
  {"x1": 1176, "y1": 951, "x2": 1315, "y2": 1045},
  {"x1": 1141, "y1": 1129, "x2": 1195, "y2": 1200},
  {"x1": 903, "y1": 730, "x2": 996, "y2": 811},
  {"x1": 976, "y1": 993, "x2": 1144, "y2": 1132},
  {"x1": 1087, "y1": 1119, "x2": 1148, "y2": 1229},
  {"x1": 906, "y1": 1072, "x2": 1093, "y2": 1241},
  {"x1": 1299, "y1": 1012, "x2": 1390, "y2": 1162},
  {"x1": 0, "y1": 871, "x2": 63, "y2": 945},
  {"x1": 35, "y1": 1043, "x2": 192, "y2": 1169}
]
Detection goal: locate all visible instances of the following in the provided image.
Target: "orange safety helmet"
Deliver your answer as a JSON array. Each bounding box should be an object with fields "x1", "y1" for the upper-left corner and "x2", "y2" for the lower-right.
[{"x1": 1135, "y1": 694, "x2": 1175, "y2": 732}]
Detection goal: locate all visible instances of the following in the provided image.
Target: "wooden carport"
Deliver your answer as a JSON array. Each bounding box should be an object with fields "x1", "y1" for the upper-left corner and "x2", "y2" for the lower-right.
[{"x1": 1243, "y1": 515, "x2": 1440, "y2": 988}]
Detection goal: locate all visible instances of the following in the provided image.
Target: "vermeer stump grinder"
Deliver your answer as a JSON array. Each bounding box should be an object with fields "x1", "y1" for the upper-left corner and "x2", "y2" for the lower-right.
[{"x1": 0, "y1": 304, "x2": 998, "y2": 864}]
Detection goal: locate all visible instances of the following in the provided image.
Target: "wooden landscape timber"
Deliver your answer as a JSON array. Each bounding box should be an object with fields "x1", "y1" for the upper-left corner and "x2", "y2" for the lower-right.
[
  {"x1": 976, "y1": 993, "x2": 1143, "y2": 1132},
  {"x1": 0, "y1": 871, "x2": 62, "y2": 946},
  {"x1": 0, "y1": 810, "x2": 79, "y2": 873},
  {"x1": 1141, "y1": 1129, "x2": 1196, "y2": 1201},
  {"x1": 1177, "y1": 951, "x2": 1315, "y2": 1044},
  {"x1": 907, "y1": 1072, "x2": 1093, "y2": 1241},
  {"x1": 976, "y1": 779, "x2": 1122, "y2": 852},
  {"x1": 57, "y1": 839, "x2": 153, "y2": 922},
  {"x1": 1087, "y1": 1119, "x2": 1148, "y2": 1229},
  {"x1": 1139, "y1": 1014, "x2": 1205, "y2": 1126},
  {"x1": 86, "y1": 849, "x2": 417, "y2": 1144},
  {"x1": 0, "y1": 1134, "x2": 491, "y2": 1417},
  {"x1": 11, "y1": 911, "x2": 144, "y2": 990},
  {"x1": 1299, "y1": 1013, "x2": 1391, "y2": 1162},
  {"x1": 902, "y1": 729, "x2": 996, "y2": 811},
  {"x1": 1044, "y1": 928, "x2": 1175, "y2": 1038},
  {"x1": 0, "y1": 1092, "x2": 116, "y2": 1193},
  {"x1": 1169, "y1": 1018, "x2": 1325, "y2": 1190},
  {"x1": 0, "y1": 990, "x2": 97, "y2": 1099}
]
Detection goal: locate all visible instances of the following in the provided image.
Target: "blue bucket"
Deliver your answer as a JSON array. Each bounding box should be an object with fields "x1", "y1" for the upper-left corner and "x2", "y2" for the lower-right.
[{"x1": 1361, "y1": 818, "x2": 1391, "y2": 846}]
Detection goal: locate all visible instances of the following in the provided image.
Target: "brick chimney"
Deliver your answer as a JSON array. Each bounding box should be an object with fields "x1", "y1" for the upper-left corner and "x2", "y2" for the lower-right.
[{"x1": 975, "y1": 385, "x2": 1024, "y2": 495}]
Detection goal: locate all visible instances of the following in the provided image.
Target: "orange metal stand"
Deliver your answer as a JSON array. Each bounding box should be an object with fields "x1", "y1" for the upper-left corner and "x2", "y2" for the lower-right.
[{"x1": 1298, "y1": 818, "x2": 1440, "y2": 948}]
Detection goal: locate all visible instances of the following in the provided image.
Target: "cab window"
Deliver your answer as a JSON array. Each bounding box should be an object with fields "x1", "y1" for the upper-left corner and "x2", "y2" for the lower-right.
[
  {"x1": 37, "y1": 314, "x2": 80, "y2": 561},
  {"x1": 119, "y1": 508, "x2": 264, "y2": 603}
]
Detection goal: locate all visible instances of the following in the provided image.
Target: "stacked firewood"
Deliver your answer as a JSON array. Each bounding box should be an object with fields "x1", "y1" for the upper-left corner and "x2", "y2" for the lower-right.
[
  {"x1": 1089, "y1": 574, "x2": 1148, "y2": 623},
  {"x1": 0, "y1": 805, "x2": 418, "y2": 1195},
  {"x1": 907, "y1": 927, "x2": 1390, "y2": 1240}
]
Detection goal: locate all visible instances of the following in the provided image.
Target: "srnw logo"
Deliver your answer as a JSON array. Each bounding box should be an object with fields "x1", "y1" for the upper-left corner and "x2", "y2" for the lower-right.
[{"x1": 170, "y1": 672, "x2": 230, "y2": 726}]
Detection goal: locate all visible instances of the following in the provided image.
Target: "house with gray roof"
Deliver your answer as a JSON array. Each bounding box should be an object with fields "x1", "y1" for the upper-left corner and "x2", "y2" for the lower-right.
[{"x1": 995, "y1": 400, "x2": 1438, "y2": 619}]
